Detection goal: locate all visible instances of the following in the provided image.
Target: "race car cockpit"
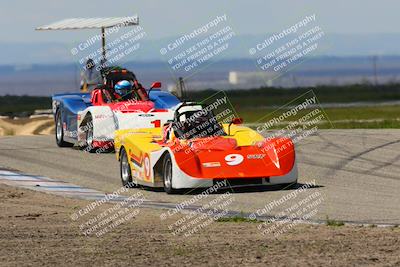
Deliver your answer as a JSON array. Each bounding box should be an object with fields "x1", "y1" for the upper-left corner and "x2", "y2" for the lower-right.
[
  {"x1": 168, "y1": 103, "x2": 226, "y2": 140},
  {"x1": 90, "y1": 67, "x2": 150, "y2": 104}
]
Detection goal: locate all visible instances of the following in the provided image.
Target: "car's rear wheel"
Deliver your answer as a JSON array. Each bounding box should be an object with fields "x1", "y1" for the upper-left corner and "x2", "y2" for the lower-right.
[
  {"x1": 55, "y1": 109, "x2": 72, "y2": 147},
  {"x1": 163, "y1": 154, "x2": 178, "y2": 194},
  {"x1": 120, "y1": 148, "x2": 137, "y2": 188}
]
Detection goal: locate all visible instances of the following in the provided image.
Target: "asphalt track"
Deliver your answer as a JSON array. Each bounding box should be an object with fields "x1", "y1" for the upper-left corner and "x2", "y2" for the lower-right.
[{"x1": 0, "y1": 129, "x2": 399, "y2": 224}]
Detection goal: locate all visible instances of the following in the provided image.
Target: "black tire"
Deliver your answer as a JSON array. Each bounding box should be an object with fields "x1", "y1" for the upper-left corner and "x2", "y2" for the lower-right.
[
  {"x1": 120, "y1": 148, "x2": 137, "y2": 188},
  {"x1": 83, "y1": 114, "x2": 95, "y2": 153},
  {"x1": 55, "y1": 109, "x2": 72, "y2": 147},
  {"x1": 86, "y1": 114, "x2": 93, "y2": 146},
  {"x1": 162, "y1": 153, "x2": 178, "y2": 194}
]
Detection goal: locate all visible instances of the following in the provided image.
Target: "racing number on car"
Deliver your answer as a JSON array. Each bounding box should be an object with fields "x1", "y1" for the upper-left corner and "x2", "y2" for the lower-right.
[
  {"x1": 151, "y1": 120, "x2": 161, "y2": 128},
  {"x1": 225, "y1": 154, "x2": 244, "y2": 166},
  {"x1": 144, "y1": 154, "x2": 151, "y2": 180}
]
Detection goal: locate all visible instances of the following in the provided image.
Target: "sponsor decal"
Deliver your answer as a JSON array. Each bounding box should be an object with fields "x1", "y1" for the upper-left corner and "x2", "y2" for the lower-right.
[
  {"x1": 138, "y1": 114, "x2": 155, "y2": 117},
  {"x1": 94, "y1": 114, "x2": 113, "y2": 119},
  {"x1": 202, "y1": 162, "x2": 221, "y2": 168},
  {"x1": 129, "y1": 151, "x2": 143, "y2": 167},
  {"x1": 247, "y1": 154, "x2": 266, "y2": 159}
]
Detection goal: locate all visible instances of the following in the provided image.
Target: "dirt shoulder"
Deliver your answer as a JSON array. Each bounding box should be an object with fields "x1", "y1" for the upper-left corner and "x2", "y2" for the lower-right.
[
  {"x1": 0, "y1": 117, "x2": 54, "y2": 136},
  {"x1": 0, "y1": 184, "x2": 399, "y2": 267}
]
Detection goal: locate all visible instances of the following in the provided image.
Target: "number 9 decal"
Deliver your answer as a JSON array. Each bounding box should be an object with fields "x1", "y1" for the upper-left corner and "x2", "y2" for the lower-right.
[
  {"x1": 144, "y1": 155, "x2": 151, "y2": 179},
  {"x1": 225, "y1": 154, "x2": 244, "y2": 166}
]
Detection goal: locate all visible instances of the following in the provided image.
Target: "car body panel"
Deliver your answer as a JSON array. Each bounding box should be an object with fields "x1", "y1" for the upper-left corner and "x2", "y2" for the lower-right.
[{"x1": 114, "y1": 124, "x2": 298, "y2": 189}]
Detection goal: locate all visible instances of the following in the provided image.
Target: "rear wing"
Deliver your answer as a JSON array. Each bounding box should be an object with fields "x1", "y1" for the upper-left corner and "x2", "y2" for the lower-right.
[{"x1": 35, "y1": 16, "x2": 139, "y2": 61}]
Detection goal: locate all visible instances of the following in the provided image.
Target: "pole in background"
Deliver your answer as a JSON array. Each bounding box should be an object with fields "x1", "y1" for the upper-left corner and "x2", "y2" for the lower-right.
[
  {"x1": 101, "y1": 27, "x2": 106, "y2": 62},
  {"x1": 177, "y1": 77, "x2": 187, "y2": 99}
]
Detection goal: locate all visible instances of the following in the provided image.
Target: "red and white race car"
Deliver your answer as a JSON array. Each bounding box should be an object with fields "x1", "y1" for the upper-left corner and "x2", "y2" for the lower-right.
[{"x1": 53, "y1": 68, "x2": 181, "y2": 152}]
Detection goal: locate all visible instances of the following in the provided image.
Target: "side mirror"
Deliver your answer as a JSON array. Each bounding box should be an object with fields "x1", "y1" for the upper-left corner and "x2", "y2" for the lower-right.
[
  {"x1": 150, "y1": 81, "x2": 161, "y2": 89},
  {"x1": 148, "y1": 82, "x2": 162, "y2": 97},
  {"x1": 231, "y1": 117, "x2": 243, "y2": 125},
  {"x1": 228, "y1": 117, "x2": 243, "y2": 135}
]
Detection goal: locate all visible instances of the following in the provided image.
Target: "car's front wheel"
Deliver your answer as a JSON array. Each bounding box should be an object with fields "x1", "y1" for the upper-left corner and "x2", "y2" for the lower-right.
[
  {"x1": 80, "y1": 114, "x2": 96, "y2": 153},
  {"x1": 120, "y1": 147, "x2": 137, "y2": 188},
  {"x1": 163, "y1": 154, "x2": 178, "y2": 194},
  {"x1": 85, "y1": 114, "x2": 94, "y2": 149}
]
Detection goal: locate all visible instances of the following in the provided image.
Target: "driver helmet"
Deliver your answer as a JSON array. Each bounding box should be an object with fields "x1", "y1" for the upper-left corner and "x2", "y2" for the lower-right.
[
  {"x1": 86, "y1": 58, "x2": 95, "y2": 70},
  {"x1": 114, "y1": 80, "x2": 132, "y2": 97}
]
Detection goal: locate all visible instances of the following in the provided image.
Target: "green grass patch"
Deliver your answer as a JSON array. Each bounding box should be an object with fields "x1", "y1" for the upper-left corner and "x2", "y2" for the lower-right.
[
  {"x1": 1, "y1": 84, "x2": 400, "y2": 129},
  {"x1": 326, "y1": 216, "x2": 345, "y2": 227},
  {"x1": 239, "y1": 105, "x2": 400, "y2": 129},
  {"x1": 186, "y1": 83, "x2": 400, "y2": 129},
  {"x1": 216, "y1": 215, "x2": 262, "y2": 223},
  {"x1": 187, "y1": 83, "x2": 400, "y2": 106},
  {"x1": 0, "y1": 95, "x2": 51, "y2": 116},
  {"x1": 329, "y1": 119, "x2": 400, "y2": 129}
]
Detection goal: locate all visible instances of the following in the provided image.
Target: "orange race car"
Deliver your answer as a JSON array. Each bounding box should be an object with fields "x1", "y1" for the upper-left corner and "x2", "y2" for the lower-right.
[{"x1": 114, "y1": 102, "x2": 298, "y2": 194}]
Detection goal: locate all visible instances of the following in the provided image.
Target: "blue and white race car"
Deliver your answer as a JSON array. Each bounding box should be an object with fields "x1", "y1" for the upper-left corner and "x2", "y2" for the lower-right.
[{"x1": 52, "y1": 68, "x2": 181, "y2": 151}]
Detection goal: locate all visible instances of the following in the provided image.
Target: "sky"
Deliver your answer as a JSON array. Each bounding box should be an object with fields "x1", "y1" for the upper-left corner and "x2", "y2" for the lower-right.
[
  {"x1": 0, "y1": 0, "x2": 399, "y2": 64},
  {"x1": 0, "y1": 0, "x2": 398, "y2": 43}
]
